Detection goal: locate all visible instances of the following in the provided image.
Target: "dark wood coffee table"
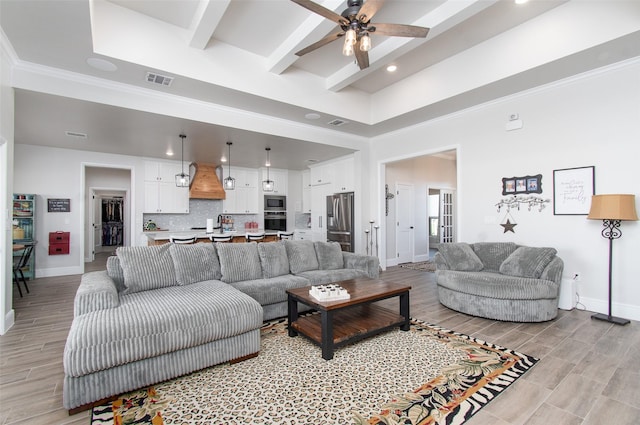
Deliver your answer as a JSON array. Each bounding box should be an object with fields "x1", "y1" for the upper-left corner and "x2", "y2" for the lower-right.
[{"x1": 286, "y1": 277, "x2": 411, "y2": 360}]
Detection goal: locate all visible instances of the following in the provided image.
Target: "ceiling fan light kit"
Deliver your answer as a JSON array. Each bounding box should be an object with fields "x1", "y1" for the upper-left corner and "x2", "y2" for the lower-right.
[
  {"x1": 292, "y1": 0, "x2": 429, "y2": 69},
  {"x1": 175, "y1": 134, "x2": 190, "y2": 187}
]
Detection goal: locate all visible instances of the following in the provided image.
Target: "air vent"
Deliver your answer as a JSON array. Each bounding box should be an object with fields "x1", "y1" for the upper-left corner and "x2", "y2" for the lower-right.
[
  {"x1": 327, "y1": 118, "x2": 348, "y2": 127},
  {"x1": 65, "y1": 131, "x2": 87, "y2": 139},
  {"x1": 145, "y1": 72, "x2": 174, "y2": 87}
]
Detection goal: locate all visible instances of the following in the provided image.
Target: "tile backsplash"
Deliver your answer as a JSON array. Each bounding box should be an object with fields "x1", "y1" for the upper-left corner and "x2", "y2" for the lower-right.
[{"x1": 143, "y1": 199, "x2": 258, "y2": 231}]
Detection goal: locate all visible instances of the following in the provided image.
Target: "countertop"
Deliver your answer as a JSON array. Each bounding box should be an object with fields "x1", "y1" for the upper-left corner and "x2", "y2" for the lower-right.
[{"x1": 145, "y1": 229, "x2": 280, "y2": 241}]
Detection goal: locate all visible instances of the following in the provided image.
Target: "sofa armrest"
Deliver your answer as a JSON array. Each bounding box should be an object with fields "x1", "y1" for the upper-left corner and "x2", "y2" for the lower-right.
[
  {"x1": 540, "y1": 256, "x2": 564, "y2": 284},
  {"x1": 342, "y1": 252, "x2": 380, "y2": 278},
  {"x1": 74, "y1": 271, "x2": 120, "y2": 317},
  {"x1": 434, "y1": 252, "x2": 450, "y2": 270}
]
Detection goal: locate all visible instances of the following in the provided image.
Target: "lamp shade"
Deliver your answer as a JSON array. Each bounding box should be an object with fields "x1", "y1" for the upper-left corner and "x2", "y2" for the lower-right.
[{"x1": 587, "y1": 194, "x2": 638, "y2": 221}]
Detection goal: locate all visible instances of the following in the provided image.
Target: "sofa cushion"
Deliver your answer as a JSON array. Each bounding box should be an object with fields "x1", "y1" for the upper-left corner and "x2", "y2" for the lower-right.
[
  {"x1": 296, "y1": 268, "x2": 368, "y2": 285},
  {"x1": 228, "y1": 274, "x2": 310, "y2": 306},
  {"x1": 499, "y1": 247, "x2": 558, "y2": 279},
  {"x1": 437, "y1": 243, "x2": 484, "y2": 272},
  {"x1": 106, "y1": 255, "x2": 126, "y2": 293},
  {"x1": 217, "y1": 242, "x2": 263, "y2": 283},
  {"x1": 314, "y1": 241, "x2": 344, "y2": 270},
  {"x1": 257, "y1": 241, "x2": 290, "y2": 278},
  {"x1": 117, "y1": 245, "x2": 176, "y2": 294},
  {"x1": 170, "y1": 243, "x2": 222, "y2": 285},
  {"x1": 285, "y1": 240, "x2": 319, "y2": 274},
  {"x1": 472, "y1": 242, "x2": 518, "y2": 272},
  {"x1": 436, "y1": 270, "x2": 559, "y2": 300},
  {"x1": 64, "y1": 280, "x2": 263, "y2": 377}
]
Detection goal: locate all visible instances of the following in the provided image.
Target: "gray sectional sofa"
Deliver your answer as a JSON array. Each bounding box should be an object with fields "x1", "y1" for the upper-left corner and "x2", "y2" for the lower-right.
[
  {"x1": 63, "y1": 240, "x2": 379, "y2": 411},
  {"x1": 434, "y1": 242, "x2": 563, "y2": 322}
]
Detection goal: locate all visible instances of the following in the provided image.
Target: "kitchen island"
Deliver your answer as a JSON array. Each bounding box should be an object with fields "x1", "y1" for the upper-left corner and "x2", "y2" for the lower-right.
[{"x1": 145, "y1": 230, "x2": 281, "y2": 245}]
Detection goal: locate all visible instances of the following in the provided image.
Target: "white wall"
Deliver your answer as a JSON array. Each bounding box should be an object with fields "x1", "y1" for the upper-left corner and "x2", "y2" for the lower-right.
[
  {"x1": 370, "y1": 59, "x2": 640, "y2": 321},
  {"x1": 13, "y1": 144, "x2": 145, "y2": 277},
  {"x1": 1, "y1": 38, "x2": 15, "y2": 335}
]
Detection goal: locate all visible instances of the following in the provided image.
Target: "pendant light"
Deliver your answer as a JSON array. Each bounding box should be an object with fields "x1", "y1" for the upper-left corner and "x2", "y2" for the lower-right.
[
  {"x1": 262, "y1": 147, "x2": 274, "y2": 192},
  {"x1": 223, "y1": 141, "x2": 235, "y2": 190},
  {"x1": 175, "y1": 134, "x2": 190, "y2": 187}
]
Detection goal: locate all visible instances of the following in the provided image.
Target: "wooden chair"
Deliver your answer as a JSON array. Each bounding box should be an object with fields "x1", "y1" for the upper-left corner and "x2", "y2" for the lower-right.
[
  {"x1": 277, "y1": 231, "x2": 294, "y2": 240},
  {"x1": 13, "y1": 245, "x2": 34, "y2": 297},
  {"x1": 169, "y1": 235, "x2": 197, "y2": 244},
  {"x1": 209, "y1": 234, "x2": 233, "y2": 243},
  {"x1": 245, "y1": 232, "x2": 265, "y2": 242}
]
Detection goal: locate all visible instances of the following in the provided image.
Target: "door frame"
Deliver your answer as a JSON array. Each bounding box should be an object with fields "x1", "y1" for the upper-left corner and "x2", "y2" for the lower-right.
[{"x1": 377, "y1": 145, "x2": 460, "y2": 271}]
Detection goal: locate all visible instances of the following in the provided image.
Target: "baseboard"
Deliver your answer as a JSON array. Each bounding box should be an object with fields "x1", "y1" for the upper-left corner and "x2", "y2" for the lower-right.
[
  {"x1": 36, "y1": 266, "x2": 84, "y2": 278},
  {"x1": 579, "y1": 296, "x2": 640, "y2": 323},
  {"x1": 413, "y1": 254, "x2": 430, "y2": 262},
  {"x1": 1, "y1": 309, "x2": 15, "y2": 335}
]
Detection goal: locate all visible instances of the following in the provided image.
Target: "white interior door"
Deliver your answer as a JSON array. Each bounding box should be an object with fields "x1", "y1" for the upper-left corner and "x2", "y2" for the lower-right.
[
  {"x1": 396, "y1": 183, "x2": 414, "y2": 263},
  {"x1": 440, "y1": 189, "x2": 455, "y2": 244}
]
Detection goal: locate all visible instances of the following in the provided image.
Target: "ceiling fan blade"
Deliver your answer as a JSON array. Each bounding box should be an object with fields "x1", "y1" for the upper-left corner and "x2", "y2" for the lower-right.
[
  {"x1": 295, "y1": 30, "x2": 344, "y2": 56},
  {"x1": 357, "y1": 0, "x2": 385, "y2": 23},
  {"x1": 371, "y1": 23, "x2": 430, "y2": 38},
  {"x1": 354, "y1": 42, "x2": 370, "y2": 70},
  {"x1": 290, "y1": 0, "x2": 346, "y2": 25}
]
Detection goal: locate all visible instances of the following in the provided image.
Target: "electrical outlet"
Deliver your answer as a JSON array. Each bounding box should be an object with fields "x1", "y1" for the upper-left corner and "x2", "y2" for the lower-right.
[{"x1": 573, "y1": 272, "x2": 581, "y2": 282}]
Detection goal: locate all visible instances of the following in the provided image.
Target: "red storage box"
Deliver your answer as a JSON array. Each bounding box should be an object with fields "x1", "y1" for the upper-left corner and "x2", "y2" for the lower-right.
[{"x1": 49, "y1": 231, "x2": 70, "y2": 255}]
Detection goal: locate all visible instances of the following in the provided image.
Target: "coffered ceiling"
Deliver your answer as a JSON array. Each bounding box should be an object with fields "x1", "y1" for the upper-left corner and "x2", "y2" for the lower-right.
[{"x1": 2, "y1": 0, "x2": 640, "y2": 169}]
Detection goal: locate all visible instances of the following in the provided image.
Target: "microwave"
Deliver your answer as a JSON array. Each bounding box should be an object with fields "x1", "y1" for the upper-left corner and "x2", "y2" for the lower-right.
[{"x1": 264, "y1": 195, "x2": 286, "y2": 211}]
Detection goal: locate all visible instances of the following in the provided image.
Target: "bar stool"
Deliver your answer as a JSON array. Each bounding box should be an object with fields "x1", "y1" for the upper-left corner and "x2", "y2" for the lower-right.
[
  {"x1": 245, "y1": 232, "x2": 265, "y2": 242},
  {"x1": 277, "y1": 231, "x2": 294, "y2": 240},
  {"x1": 169, "y1": 235, "x2": 197, "y2": 244},
  {"x1": 209, "y1": 234, "x2": 233, "y2": 243}
]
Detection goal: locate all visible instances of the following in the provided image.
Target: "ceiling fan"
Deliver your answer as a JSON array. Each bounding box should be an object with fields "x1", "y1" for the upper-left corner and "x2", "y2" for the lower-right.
[{"x1": 292, "y1": 0, "x2": 430, "y2": 70}]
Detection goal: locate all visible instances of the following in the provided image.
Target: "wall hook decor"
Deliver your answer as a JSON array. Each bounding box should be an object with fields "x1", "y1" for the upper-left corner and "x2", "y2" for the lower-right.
[
  {"x1": 385, "y1": 184, "x2": 395, "y2": 216},
  {"x1": 496, "y1": 195, "x2": 550, "y2": 213}
]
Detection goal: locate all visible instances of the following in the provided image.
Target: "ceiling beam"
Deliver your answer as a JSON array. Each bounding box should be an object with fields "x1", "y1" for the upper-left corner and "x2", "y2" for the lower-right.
[
  {"x1": 188, "y1": 0, "x2": 231, "y2": 49},
  {"x1": 267, "y1": 0, "x2": 344, "y2": 74}
]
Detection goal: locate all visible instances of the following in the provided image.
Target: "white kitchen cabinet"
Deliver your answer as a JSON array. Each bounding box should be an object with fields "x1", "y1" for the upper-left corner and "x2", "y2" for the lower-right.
[
  {"x1": 143, "y1": 161, "x2": 189, "y2": 213},
  {"x1": 332, "y1": 157, "x2": 355, "y2": 192},
  {"x1": 261, "y1": 168, "x2": 288, "y2": 195},
  {"x1": 223, "y1": 167, "x2": 259, "y2": 213},
  {"x1": 294, "y1": 229, "x2": 311, "y2": 241},
  {"x1": 309, "y1": 163, "x2": 334, "y2": 186},
  {"x1": 310, "y1": 183, "x2": 332, "y2": 242},
  {"x1": 301, "y1": 170, "x2": 311, "y2": 213}
]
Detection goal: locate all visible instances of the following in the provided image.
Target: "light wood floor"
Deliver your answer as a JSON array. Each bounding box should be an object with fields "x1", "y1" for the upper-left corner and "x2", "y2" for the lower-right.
[{"x1": 1, "y1": 255, "x2": 639, "y2": 424}]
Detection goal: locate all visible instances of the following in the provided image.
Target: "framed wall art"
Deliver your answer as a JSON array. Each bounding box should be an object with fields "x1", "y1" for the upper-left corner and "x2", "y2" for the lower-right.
[
  {"x1": 502, "y1": 174, "x2": 542, "y2": 195},
  {"x1": 553, "y1": 166, "x2": 595, "y2": 215}
]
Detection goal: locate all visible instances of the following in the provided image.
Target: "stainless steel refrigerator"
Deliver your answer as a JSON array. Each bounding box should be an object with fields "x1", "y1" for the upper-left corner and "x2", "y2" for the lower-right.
[{"x1": 326, "y1": 192, "x2": 354, "y2": 252}]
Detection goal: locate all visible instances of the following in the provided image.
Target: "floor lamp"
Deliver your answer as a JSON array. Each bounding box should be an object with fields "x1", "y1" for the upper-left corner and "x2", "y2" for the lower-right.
[{"x1": 587, "y1": 194, "x2": 638, "y2": 325}]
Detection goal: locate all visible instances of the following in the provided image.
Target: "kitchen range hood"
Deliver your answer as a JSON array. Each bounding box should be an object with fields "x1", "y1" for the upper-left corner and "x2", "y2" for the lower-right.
[{"x1": 188, "y1": 163, "x2": 226, "y2": 200}]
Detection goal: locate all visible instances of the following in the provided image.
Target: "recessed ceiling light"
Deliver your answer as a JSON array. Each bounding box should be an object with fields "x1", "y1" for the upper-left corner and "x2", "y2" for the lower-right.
[
  {"x1": 305, "y1": 113, "x2": 321, "y2": 120},
  {"x1": 515, "y1": 0, "x2": 529, "y2": 4},
  {"x1": 86, "y1": 57, "x2": 117, "y2": 72},
  {"x1": 386, "y1": 64, "x2": 398, "y2": 72},
  {"x1": 166, "y1": 150, "x2": 174, "y2": 156}
]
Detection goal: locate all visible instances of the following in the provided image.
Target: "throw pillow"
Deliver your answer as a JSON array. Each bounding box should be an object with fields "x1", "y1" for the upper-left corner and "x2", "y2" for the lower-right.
[
  {"x1": 217, "y1": 242, "x2": 263, "y2": 283},
  {"x1": 257, "y1": 241, "x2": 290, "y2": 278},
  {"x1": 106, "y1": 255, "x2": 126, "y2": 292},
  {"x1": 169, "y1": 243, "x2": 222, "y2": 285},
  {"x1": 117, "y1": 244, "x2": 176, "y2": 294},
  {"x1": 285, "y1": 240, "x2": 320, "y2": 274},
  {"x1": 472, "y1": 242, "x2": 518, "y2": 272},
  {"x1": 499, "y1": 246, "x2": 558, "y2": 278},
  {"x1": 314, "y1": 241, "x2": 344, "y2": 270},
  {"x1": 437, "y1": 242, "x2": 484, "y2": 272}
]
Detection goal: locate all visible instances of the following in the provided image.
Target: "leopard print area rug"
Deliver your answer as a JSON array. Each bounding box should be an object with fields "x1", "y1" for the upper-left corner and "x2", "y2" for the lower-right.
[{"x1": 91, "y1": 317, "x2": 538, "y2": 425}]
